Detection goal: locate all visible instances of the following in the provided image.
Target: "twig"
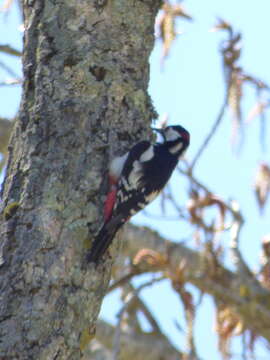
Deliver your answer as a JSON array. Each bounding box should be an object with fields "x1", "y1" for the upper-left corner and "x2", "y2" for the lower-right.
[
  {"x1": 177, "y1": 165, "x2": 210, "y2": 193},
  {"x1": 229, "y1": 200, "x2": 251, "y2": 276},
  {"x1": 107, "y1": 268, "x2": 142, "y2": 294},
  {"x1": 0, "y1": 44, "x2": 22, "y2": 57},
  {"x1": 189, "y1": 92, "x2": 228, "y2": 171},
  {"x1": 179, "y1": 166, "x2": 245, "y2": 219},
  {"x1": 164, "y1": 183, "x2": 188, "y2": 218},
  {"x1": 0, "y1": 60, "x2": 20, "y2": 78},
  {"x1": 112, "y1": 276, "x2": 165, "y2": 360},
  {"x1": 0, "y1": 78, "x2": 22, "y2": 86},
  {"x1": 125, "y1": 283, "x2": 163, "y2": 334}
]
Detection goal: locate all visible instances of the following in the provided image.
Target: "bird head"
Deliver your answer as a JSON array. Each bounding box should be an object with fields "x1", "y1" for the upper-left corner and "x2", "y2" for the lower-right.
[{"x1": 153, "y1": 125, "x2": 190, "y2": 157}]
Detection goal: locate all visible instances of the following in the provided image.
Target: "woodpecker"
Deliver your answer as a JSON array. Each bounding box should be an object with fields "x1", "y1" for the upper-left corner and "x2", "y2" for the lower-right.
[{"x1": 87, "y1": 125, "x2": 190, "y2": 264}]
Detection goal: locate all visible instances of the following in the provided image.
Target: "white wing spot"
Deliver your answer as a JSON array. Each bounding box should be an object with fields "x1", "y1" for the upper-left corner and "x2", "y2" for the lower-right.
[
  {"x1": 140, "y1": 145, "x2": 154, "y2": 162},
  {"x1": 128, "y1": 161, "x2": 143, "y2": 187},
  {"x1": 138, "y1": 202, "x2": 145, "y2": 208}
]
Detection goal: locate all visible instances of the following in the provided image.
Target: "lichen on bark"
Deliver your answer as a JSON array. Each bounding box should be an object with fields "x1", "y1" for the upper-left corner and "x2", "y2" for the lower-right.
[{"x1": 0, "y1": 0, "x2": 161, "y2": 358}]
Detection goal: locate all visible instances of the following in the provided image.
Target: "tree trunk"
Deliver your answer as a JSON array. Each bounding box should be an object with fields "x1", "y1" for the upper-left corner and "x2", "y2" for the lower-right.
[{"x1": 0, "y1": 1, "x2": 160, "y2": 358}]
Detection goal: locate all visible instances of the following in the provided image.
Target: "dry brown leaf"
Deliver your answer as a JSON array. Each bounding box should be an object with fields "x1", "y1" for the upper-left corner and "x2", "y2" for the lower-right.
[
  {"x1": 0, "y1": 0, "x2": 14, "y2": 12},
  {"x1": 228, "y1": 72, "x2": 242, "y2": 121},
  {"x1": 262, "y1": 234, "x2": 270, "y2": 257},
  {"x1": 254, "y1": 162, "x2": 270, "y2": 214},
  {"x1": 186, "y1": 190, "x2": 227, "y2": 233},
  {"x1": 216, "y1": 304, "x2": 244, "y2": 358},
  {"x1": 156, "y1": 2, "x2": 192, "y2": 64},
  {"x1": 259, "y1": 234, "x2": 270, "y2": 289},
  {"x1": 246, "y1": 100, "x2": 270, "y2": 123},
  {"x1": 133, "y1": 248, "x2": 168, "y2": 268},
  {"x1": 211, "y1": 18, "x2": 232, "y2": 33}
]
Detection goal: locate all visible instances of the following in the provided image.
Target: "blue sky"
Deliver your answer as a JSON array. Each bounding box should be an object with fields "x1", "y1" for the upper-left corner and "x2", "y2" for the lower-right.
[{"x1": 1, "y1": 1, "x2": 270, "y2": 359}]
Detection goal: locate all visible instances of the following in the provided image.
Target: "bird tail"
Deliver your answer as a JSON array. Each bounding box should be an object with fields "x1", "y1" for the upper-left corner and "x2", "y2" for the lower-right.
[{"x1": 86, "y1": 215, "x2": 124, "y2": 264}]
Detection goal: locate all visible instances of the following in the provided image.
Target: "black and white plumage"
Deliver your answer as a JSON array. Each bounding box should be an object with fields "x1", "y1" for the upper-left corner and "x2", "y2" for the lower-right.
[{"x1": 86, "y1": 125, "x2": 190, "y2": 264}]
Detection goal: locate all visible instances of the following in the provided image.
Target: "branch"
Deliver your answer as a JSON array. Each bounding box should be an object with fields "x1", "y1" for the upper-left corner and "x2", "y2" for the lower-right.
[
  {"x1": 121, "y1": 223, "x2": 270, "y2": 342},
  {"x1": 95, "y1": 319, "x2": 183, "y2": 360},
  {"x1": 189, "y1": 91, "x2": 228, "y2": 171},
  {"x1": 112, "y1": 276, "x2": 165, "y2": 360},
  {"x1": 229, "y1": 201, "x2": 248, "y2": 274},
  {"x1": 0, "y1": 78, "x2": 22, "y2": 86},
  {"x1": 181, "y1": 168, "x2": 258, "y2": 282},
  {"x1": 0, "y1": 44, "x2": 22, "y2": 57},
  {"x1": 0, "y1": 60, "x2": 20, "y2": 78}
]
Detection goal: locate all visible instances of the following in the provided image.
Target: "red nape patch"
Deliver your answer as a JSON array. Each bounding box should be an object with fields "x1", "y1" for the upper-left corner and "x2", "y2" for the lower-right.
[{"x1": 104, "y1": 188, "x2": 117, "y2": 221}]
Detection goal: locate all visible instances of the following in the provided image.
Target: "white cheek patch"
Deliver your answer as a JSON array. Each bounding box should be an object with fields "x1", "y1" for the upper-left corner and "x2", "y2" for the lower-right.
[
  {"x1": 140, "y1": 145, "x2": 154, "y2": 162},
  {"x1": 110, "y1": 153, "x2": 128, "y2": 178},
  {"x1": 165, "y1": 128, "x2": 180, "y2": 142},
  {"x1": 169, "y1": 142, "x2": 183, "y2": 154}
]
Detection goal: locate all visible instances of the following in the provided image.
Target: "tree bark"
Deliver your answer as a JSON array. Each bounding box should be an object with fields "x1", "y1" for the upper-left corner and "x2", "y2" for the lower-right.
[{"x1": 0, "y1": 1, "x2": 160, "y2": 358}]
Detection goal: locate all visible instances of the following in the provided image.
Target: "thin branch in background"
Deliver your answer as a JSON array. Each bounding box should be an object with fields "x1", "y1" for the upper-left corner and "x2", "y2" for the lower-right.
[
  {"x1": 0, "y1": 78, "x2": 22, "y2": 86},
  {"x1": 169, "y1": 263, "x2": 199, "y2": 359},
  {"x1": 124, "y1": 283, "x2": 163, "y2": 335},
  {"x1": 189, "y1": 19, "x2": 270, "y2": 169},
  {"x1": 229, "y1": 200, "x2": 255, "y2": 280},
  {"x1": 179, "y1": 166, "x2": 255, "y2": 274},
  {"x1": 112, "y1": 276, "x2": 165, "y2": 360},
  {"x1": 107, "y1": 267, "x2": 142, "y2": 294},
  {"x1": 259, "y1": 234, "x2": 270, "y2": 290},
  {"x1": 0, "y1": 60, "x2": 20, "y2": 78},
  {"x1": 164, "y1": 183, "x2": 188, "y2": 218},
  {"x1": 188, "y1": 83, "x2": 229, "y2": 172},
  {"x1": 259, "y1": 102, "x2": 268, "y2": 152},
  {"x1": 179, "y1": 166, "x2": 245, "y2": 221},
  {"x1": 241, "y1": 331, "x2": 248, "y2": 360},
  {"x1": 188, "y1": 20, "x2": 241, "y2": 171},
  {"x1": 245, "y1": 78, "x2": 270, "y2": 151},
  {"x1": 244, "y1": 77, "x2": 270, "y2": 151},
  {"x1": 0, "y1": 44, "x2": 22, "y2": 57},
  {"x1": 259, "y1": 105, "x2": 267, "y2": 152}
]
